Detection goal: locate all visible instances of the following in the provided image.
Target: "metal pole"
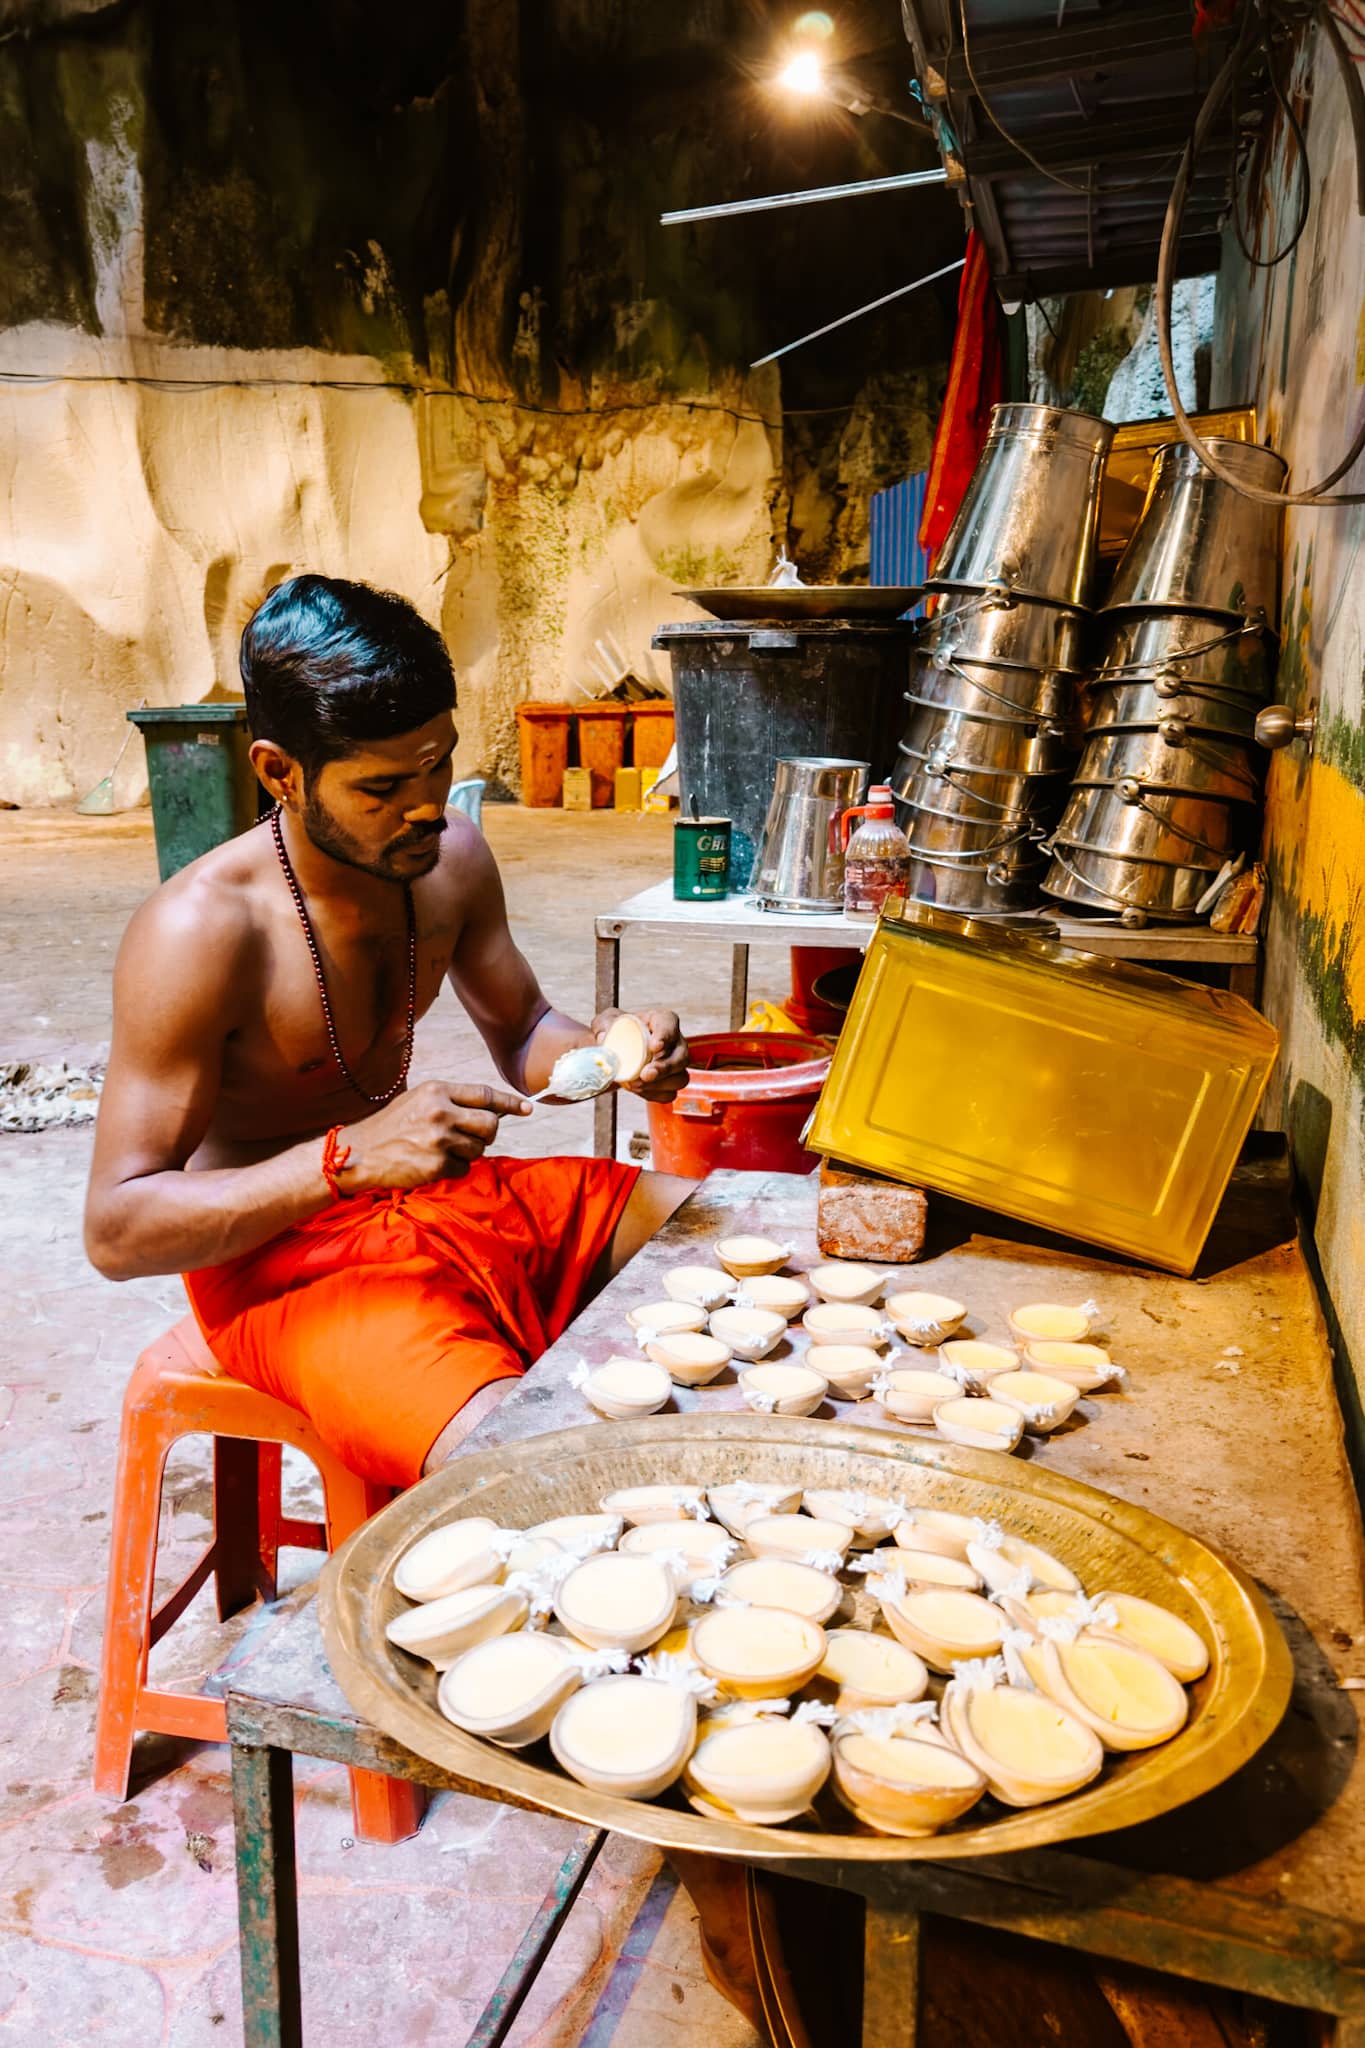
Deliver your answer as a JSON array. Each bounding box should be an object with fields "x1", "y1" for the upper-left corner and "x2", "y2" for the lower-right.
[
  {"x1": 751, "y1": 257, "x2": 966, "y2": 368},
  {"x1": 661, "y1": 167, "x2": 949, "y2": 226}
]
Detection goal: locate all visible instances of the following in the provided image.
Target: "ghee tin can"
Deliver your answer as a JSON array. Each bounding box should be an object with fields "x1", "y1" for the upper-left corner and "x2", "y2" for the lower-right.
[{"x1": 674, "y1": 816, "x2": 732, "y2": 899}]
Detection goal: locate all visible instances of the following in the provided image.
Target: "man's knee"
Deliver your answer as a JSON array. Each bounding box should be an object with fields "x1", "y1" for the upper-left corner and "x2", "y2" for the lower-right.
[{"x1": 422, "y1": 1376, "x2": 518, "y2": 1474}]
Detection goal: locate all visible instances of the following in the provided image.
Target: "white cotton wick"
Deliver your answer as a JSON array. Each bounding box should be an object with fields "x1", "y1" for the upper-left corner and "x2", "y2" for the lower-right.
[
  {"x1": 688, "y1": 1575, "x2": 726, "y2": 1606},
  {"x1": 791, "y1": 1700, "x2": 840, "y2": 1728},
  {"x1": 1069, "y1": 1595, "x2": 1119, "y2": 1631},
  {"x1": 997, "y1": 1567, "x2": 1034, "y2": 1602},
  {"x1": 706, "y1": 1697, "x2": 790, "y2": 1726},
  {"x1": 567, "y1": 1645, "x2": 632, "y2": 1681},
  {"x1": 1022, "y1": 1402, "x2": 1057, "y2": 1425},
  {"x1": 749, "y1": 1391, "x2": 778, "y2": 1414},
  {"x1": 635, "y1": 1651, "x2": 719, "y2": 1701},
  {"x1": 838, "y1": 1700, "x2": 939, "y2": 1739},
  {"x1": 971, "y1": 1518, "x2": 1005, "y2": 1550},
  {"x1": 727, "y1": 1482, "x2": 783, "y2": 1507},
  {"x1": 568, "y1": 1361, "x2": 593, "y2": 1392},
  {"x1": 867, "y1": 1570, "x2": 909, "y2": 1604},
  {"x1": 1080, "y1": 1297, "x2": 1103, "y2": 1328},
  {"x1": 801, "y1": 1549, "x2": 847, "y2": 1575},
  {"x1": 676, "y1": 1492, "x2": 711, "y2": 1521},
  {"x1": 937, "y1": 1359, "x2": 976, "y2": 1388},
  {"x1": 952, "y1": 1654, "x2": 1008, "y2": 1693}
]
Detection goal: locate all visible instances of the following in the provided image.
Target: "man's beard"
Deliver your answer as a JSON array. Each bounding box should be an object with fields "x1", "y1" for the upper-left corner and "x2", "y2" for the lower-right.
[{"x1": 302, "y1": 788, "x2": 447, "y2": 882}]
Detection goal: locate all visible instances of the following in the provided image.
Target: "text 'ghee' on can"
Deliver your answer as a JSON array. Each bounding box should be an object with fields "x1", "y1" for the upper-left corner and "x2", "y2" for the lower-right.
[{"x1": 674, "y1": 816, "x2": 732, "y2": 900}]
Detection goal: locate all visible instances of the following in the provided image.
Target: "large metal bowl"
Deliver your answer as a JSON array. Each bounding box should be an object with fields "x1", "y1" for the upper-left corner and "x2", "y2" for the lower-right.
[
  {"x1": 1102, "y1": 440, "x2": 1287, "y2": 619},
  {"x1": 1073, "y1": 727, "x2": 1263, "y2": 805},
  {"x1": 1092, "y1": 610, "x2": 1276, "y2": 696},
  {"x1": 894, "y1": 739, "x2": 1072, "y2": 806},
  {"x1": 1084, "y1": 678, "x2": 1262, "y2": 740},
  {"x1": 914, "y1": 591, "x2": 1091, "y2": 672},
  {"x1": 1052, "y1": 782, "x2": 1250, "y2": 872},
  {"x1": 905, "y1": 851, "x2": 1050, "y2": 913},
  {"x1": 320, "y1": 1414, "x2": 1290, "y2": 1864},
  {"x1": 928, "y1": 403, "x2": 1115, "y2": 607},
  {"x1": 908, "y1": 649, "x2": 1075, "y2": 724},
  {"x1": 894, "y1": 796, "x2": 1048, "y2": 861},
  {"x1": 1042, "y1": 842, "x2": 1224, "y2": 920},
  {"x1": 900, "y1": 701, "x2": 1077, "y2": 779}
]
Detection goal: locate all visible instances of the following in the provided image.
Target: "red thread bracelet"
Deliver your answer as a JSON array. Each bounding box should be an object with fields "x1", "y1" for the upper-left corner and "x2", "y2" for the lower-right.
[{"x1": 321, "y1": 1125, "x2": 353, "y2": 1202}]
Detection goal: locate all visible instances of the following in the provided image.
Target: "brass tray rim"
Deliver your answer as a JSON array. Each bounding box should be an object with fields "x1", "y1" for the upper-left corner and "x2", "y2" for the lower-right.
[
  {"x1": 677, "y1": 586, "x2": 924, "y2": 622},
  {"x1": 319, "y1": 1414, "x2": 1292, "y2": 1866}
]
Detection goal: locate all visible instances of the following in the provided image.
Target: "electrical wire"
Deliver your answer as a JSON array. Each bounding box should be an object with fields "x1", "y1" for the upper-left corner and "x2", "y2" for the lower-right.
[
  {"x1": 0, "y1": 365, "x2": 785, "y2": 430},
  {"x1": 1156, "y1": 0, "x2": 1365, "y2": 505},
  {"x1": 1231, "y1": 17, "x2": 1312, "y2": 266}
]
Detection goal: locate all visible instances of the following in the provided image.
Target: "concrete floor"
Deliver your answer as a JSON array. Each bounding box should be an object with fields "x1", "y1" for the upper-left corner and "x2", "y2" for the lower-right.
[{"x1": 0, "y1": 806, "x2": 802, "y2": 2048}]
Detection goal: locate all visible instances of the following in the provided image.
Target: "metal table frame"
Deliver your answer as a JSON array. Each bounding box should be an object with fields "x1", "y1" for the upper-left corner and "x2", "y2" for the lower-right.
[
  {"x1": 226, "y1": 1167, "x2": 1364, "y2": 2048},
  {"x1": 592, "y1": 883, "x2": 1261, "y2": 1157}
]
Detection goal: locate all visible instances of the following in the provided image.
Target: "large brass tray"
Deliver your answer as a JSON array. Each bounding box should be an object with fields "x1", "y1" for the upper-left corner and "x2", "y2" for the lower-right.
[{"x1": 320, "y1": 1415, "x2": 1291, "y2": 1864}]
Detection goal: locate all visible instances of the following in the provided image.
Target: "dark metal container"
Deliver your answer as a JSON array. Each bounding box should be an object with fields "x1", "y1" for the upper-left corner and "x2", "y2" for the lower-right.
[{"x1": 653, "y1": 619, "x2": 914, "y2": 886}]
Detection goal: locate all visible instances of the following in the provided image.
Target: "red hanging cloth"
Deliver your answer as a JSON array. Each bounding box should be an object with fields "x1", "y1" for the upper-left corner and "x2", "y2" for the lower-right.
[{"x1": 918, "y1": 230, "x2": 1007, "y2": 567}]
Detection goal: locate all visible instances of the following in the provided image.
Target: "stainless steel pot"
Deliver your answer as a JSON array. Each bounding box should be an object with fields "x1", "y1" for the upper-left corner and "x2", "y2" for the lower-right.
[
  {"x1": 907, "y1": 648, "x2": 1076, "y2": 725},
  {"x1": 1092, "y1": 610, "x2": 1275, "y2": 697},
  {"x1": 1083, "y1": 679, "x2": 1261, "y2": 741},
  {"x1": 900, "y1": 700, "x2": 1077, "y2": 779},
  {"x1": 893, "y1": 750, "x2": 1063, "y2": 827},
  {"x1": 893, "y1": 795, "x2": 1046, "y2": 860},
  {"x1": 1042, "y1": 842, "x2": 1223, "y2": 922},
  {"x1": 927, "y1": 404, "x2": 1116, "y2": 607},
  {"x1": 1103, "y1": 440, "x2": 1287, "y2": 619},
  {"x1": 1051, "y1": 782, "x2": 1248, "y2": 872},
  {"x1": 748, "y1": 756, "x2": 869, "y2": 911},
  {"x1": 906, "y1": 848, "x2": 1049, "y2": 914},
  {"x1": 1073, "y1": 727, "x2": 1261, "y2": 804},
  {"x1": 913, "y1": 589, "x2": 1091, "y2": 672}
]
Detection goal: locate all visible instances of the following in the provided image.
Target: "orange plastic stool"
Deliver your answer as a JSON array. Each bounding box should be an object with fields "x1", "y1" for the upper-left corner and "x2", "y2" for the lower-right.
[{"x1": 93, "y1": 1314, "x2": 425, "y2": 1844}]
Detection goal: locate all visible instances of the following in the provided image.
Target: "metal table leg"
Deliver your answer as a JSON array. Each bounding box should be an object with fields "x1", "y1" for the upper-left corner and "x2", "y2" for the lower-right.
[
  {"x1": 861, "y1": 1901, "x2": 921, "y2": 2048},
  {"x1": 466, "y1": 1828, "x2": 605, "y2": 2048},
  {"x1": 594, "y1": 931, "x2": 621, "y2": 1159},
  {"x1": 232, "y1": 1741, "x2": 303, "y2": 2048},
  {"x1": 729, "y1": 944, "x2": 751, "y2": 1031}
]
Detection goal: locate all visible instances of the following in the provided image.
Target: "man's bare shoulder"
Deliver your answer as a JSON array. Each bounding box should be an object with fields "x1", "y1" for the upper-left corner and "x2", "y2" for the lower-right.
[
  {"x1": 426, "y1": 808, "x2": 502, "y2": 909},
  {"x1": 118, "y1": 827, "x2": 268, "y2": 988}
]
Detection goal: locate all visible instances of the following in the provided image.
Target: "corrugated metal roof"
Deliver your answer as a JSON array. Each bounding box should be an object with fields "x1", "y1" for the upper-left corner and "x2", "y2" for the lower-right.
[{"x1": 900, "y1": 0, "x2": 1239, "y2": 298}]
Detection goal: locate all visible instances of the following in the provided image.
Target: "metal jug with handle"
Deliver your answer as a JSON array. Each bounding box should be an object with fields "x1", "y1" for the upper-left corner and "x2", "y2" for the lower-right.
[{"x1": 749, "y1": 757, "x2": 870, "y2": 911}]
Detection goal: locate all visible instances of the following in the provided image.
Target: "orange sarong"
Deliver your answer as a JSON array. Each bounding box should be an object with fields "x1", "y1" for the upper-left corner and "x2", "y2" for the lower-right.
[{"x1": 184, "y1": 1155, "x2": 639, "y2": 1488}]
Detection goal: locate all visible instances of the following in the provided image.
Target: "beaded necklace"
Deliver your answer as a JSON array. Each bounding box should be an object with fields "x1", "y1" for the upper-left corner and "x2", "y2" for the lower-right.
[{"x1": 270, "y1": 804, "x2": 416, "y2": 1108}]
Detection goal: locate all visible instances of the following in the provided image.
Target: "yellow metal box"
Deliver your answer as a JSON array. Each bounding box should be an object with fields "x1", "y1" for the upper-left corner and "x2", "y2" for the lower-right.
[{"x1": 806, "y1": 906, "x2": 1279, "y2": 1274}]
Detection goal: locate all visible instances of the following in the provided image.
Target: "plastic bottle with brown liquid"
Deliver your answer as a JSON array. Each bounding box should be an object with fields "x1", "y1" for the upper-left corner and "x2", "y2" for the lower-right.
[{"x1": 842, "y1": 786, "x2": 910, "y2": 922}]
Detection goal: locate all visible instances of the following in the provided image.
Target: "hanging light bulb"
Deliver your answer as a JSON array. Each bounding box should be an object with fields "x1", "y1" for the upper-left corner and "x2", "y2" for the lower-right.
[{"x1": 777, "y1": 48, "x2": 827, "y2": 96}]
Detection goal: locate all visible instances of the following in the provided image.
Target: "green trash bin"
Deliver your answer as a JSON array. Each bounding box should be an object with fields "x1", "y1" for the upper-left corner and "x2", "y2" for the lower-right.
[{"x1": 127, "y1": 704, "x2": 261, "y2": 882}]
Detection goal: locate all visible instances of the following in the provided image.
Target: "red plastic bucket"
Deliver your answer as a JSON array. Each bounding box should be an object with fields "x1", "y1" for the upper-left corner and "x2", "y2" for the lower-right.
[{"x1": 646, "y1": 1032, "x2": 831, "y2": 1177}]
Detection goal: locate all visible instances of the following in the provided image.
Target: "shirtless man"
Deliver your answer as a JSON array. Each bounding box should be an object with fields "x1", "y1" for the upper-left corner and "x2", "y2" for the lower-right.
[{"x1": 84, "y1": 574, "x2": 693, "y2": 1488}]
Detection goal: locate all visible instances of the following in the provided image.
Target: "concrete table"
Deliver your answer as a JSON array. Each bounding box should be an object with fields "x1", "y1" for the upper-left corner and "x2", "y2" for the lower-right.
[
  {"x1": 591, "y1": 883, "x2": 1261, "y2": 1156},
  {"x1": 227, "y1": 1163, "x2": 1365, "y2": 2047}
]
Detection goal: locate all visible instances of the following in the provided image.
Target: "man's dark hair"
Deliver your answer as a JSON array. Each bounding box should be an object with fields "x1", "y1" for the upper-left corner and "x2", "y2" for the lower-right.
[{"x1": 240, "y1": 575, "x2": 456, "y2": 778}]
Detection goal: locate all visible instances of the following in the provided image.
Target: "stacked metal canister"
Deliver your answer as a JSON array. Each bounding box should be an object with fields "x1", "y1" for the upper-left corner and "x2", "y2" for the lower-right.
[
  {"x1": 1042, "y1": 439, "x2": 1286, "y2": 925},
  {"x1": 891, "y1": 404, "x2": 1115, "y2": 916}
]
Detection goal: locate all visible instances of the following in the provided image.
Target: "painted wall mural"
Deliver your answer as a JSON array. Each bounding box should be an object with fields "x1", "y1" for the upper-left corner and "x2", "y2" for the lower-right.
[{"x1": 1214, "y1": 17, "x2": 1365, "y2": 1422}]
